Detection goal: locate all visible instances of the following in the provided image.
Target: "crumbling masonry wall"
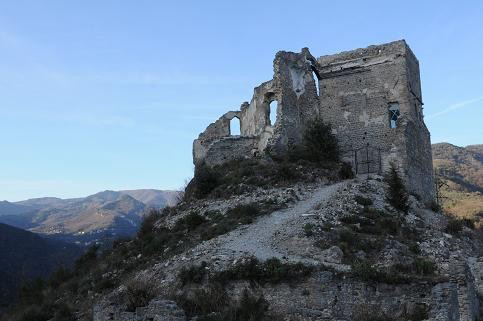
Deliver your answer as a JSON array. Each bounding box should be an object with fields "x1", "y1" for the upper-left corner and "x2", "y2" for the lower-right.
[
  {"x1": 193, "y1": 40, "x2": 435, "y2": 202},
  {"x1": 316, "y1": 40, "x2": 434, "y2": 201},
  {"x1": 193, "y1": 49, "x2": 320, "y2": 166}
]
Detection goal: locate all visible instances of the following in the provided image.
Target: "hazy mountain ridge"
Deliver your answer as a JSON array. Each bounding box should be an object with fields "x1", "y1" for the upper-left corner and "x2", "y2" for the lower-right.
[
  {"x1": 0, "y1": 201, "x2": 34, "y2": 216},
  {"x1": 432, "y1": 142, "x2": 483, "y2": 217},
  {"x1": 0, "y1": 189, "x2": 180, "y2": 245},
  {"x1": 120, "y1": 189, "x2": 180, "y2": 208}
]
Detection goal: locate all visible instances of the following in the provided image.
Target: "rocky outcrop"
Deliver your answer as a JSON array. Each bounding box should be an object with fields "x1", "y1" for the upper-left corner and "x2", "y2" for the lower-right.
[
  {"x1": 92, "y1": 177, "x2": 482, "y2": 320},
  {"x1": 93, "y1": 299, "x2": 185, "y2": 321}
]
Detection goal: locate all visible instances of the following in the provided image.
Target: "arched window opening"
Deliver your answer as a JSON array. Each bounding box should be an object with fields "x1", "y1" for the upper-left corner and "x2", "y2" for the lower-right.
[
  {"x1": 269, "y1": 101, "x2": 277, "y2": 126},
  {"x1": 312, "y1": 70, "x2": 320, "y2": 96},
  {"x1": 230, "y1": 117, "x2": 240, "y2": 136}
]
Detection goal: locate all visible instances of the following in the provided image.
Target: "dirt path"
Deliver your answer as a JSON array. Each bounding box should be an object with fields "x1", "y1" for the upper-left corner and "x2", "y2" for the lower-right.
[{"x1": 206, "y1": 181, "x2": 348, "y2": 263}]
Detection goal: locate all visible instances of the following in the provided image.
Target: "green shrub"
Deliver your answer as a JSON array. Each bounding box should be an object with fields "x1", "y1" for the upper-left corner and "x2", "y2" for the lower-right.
[
  {"x1": 175, "y1": 212, "x2": 207, "y2": 231},
  {"x1": 176, "y1": 286, "x2": 268, "y2": 321},
  {"x1": 192, "y1": 163, "x2": 220, "y2": 198},
  {"x1": 408, "y1": 242, "x2": 421, "y2": 255},
  {"x1": 347, "y1": 211, "x2": 400, "y2": 236},
  {"x1": 413, "y1": 258, "x2": 436, "y2": 275},
  {"x1": 125, "y1": 278, "x2": 156, "y2": 312},
  {"x1": 301, "y1": 118, "x2": 340, "y2": 164},
  {"x1": 429, "y1": 200, "x2": 441, "y2": 212},
  {"x1": 361, "y1": 206, "x2": 384, "y2": 219},
  {"x1": 340, "y1": 215, "x2": 370, "y2": 225},
  {"x1": 138, "y1": 209, "x2": 162, "y2": 238},
  {"x1": 276, "y1": 162, "x2": 299, "y2": 181},
  {"x1": 179, "y1": 262, "x2": 208, "y2": 285},
  {"x1": 384, "y1": 163, "x2": 409, "y2": 213},
  {"x1": 355, "y1": 195, "x2": 373, "y2": 206},
  {"x1": 175, "y1": 284, "x2": 228, "y2": 318},
  {"x1": 94, "y1": 277, "x2": 116, "y2": 292},
  {"x1": 462, "y1": 218, "x2": 475, "y2": 229},
  {"x1": 303, "y1": 223, "x2": 315, "y2": 237},
  {"x1": 225, "y1": 204, "x2": 261, "y2": 224},
  {"x1": 391, "y1": 258, "x2": 436, "y2": 277},
  {"x1": 351, "y1": 261, "x2": 409, "y2": 284},
  {"x1": 445, "y1": 218, "x2": 463, "y2": 234},
  {"x1": 230, "y1": 289, "x2": 268, "y2": 321},
  {"x1": 339, "y1": 162, "x2": 355, "y2": 179},
  {"x1": 444, "y1": 217, "x2": 476, "y2": 234},
  {"x1": 405, "y1": 304, "x2": 429, "y2": 321},
  {"x1": 200, "y1": 203, "x2": 264, "y2": 240},
  {"x1": 379, "y1": 217, "x2": 400, "y2": 235},
  {"x1": 338, "y1": 229, "x2": 357, "y2": 246},
  {"x1": 400, "y1": 225, "x2": 421, "y2": 242},
  {"x1": 214, "y1": 257, "x2": 313, "y2": 286}
]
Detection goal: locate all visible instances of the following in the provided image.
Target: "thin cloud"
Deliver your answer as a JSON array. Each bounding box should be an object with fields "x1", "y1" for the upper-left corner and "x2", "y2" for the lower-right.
[
  {"x1": 427, "y1": 97, "x2": 483, "y2": 119},
  {"x1": 0, "y1": 29, "x2": 242, "y2": 88}
]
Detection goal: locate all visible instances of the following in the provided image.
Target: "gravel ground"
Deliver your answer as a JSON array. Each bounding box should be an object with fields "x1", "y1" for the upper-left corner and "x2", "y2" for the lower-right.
[{"x1": 201, "y1": 181, "x2": 349, "y2": 263}]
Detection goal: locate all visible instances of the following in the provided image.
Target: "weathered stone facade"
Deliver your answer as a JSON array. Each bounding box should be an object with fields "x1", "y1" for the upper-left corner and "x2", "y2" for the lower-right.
[{"x1": 193, "y1": 40, "x2": 435, "y2": 202}]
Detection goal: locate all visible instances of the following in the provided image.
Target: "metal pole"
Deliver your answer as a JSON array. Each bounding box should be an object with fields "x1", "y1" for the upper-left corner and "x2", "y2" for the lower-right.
[
  {"x1": 354, "y1": 150, "x2": 358, "y2": 175},
  {"x1": 366, "y1": 145, "x2": 370, "y2": 175},
  {"x1": 378, "y1": 149, "x2": 382, "y2": 175}
]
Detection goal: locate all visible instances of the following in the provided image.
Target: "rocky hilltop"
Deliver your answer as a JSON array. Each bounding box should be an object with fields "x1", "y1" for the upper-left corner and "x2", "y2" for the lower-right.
[
  {"x1": 92, "y1": 175, "x2": 483, "y2": 321},
  {"x1": 3, "y1": 155, "x2": 482, "y2": 320}
]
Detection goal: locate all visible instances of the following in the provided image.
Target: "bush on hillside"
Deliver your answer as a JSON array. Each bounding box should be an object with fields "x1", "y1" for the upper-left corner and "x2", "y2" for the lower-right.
[
  {"x1": 174, "y1": 212, "x2": 207, "y2": 231},
  {"x1": 138, "y1": 209, "x2": 163, "y2": 238},
  {"x1": 339, "y1": 162, "x2": 355, "y2": 179},
  {"x1": 192, "y1": 163, "x2": 220, "y2": 198},
  {"x1": 214, "y1": 257, "x2": 313, "y2": 286},
  {"x1": 355, "y1": 195, "x2": 373, "y2": 206},
  {"x1": 301, "y1": 118, "x2": 340, "y2": 164},
  {"x1": 384, "y1": 163, "x2": 409, "y2": 213},
  {"x1": 176, "y1": 286, "x2": 268, "y2": 321},
  {"x1": 179, "y1": 261, "x2": 208, "y2": 285},
  {"x1": 125, "y1": 278, "x2": 157, "y2": 312},
  {"x1": 444, "y1": 217, "x2": 474, "y2": 234}
]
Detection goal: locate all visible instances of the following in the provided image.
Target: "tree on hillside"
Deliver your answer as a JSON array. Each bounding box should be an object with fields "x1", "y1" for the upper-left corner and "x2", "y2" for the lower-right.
[
  {"x1": 302, "y1": 118, "x2": 340, "y2": 164},
  {"x1": 384, "y1": 163, "x2": 409, "y2": 213}
]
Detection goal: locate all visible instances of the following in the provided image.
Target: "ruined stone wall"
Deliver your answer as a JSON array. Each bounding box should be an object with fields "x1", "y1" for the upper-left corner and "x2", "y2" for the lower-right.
[
  {"x1": 317, "y1": 41, "x2": 410, "y2": 154},
  {"x1": 192, "y1": 40, "x2": 435, "y2": 202},
  {"x1": 403, "y1": 47, "x2": 435, "y2": 201},
  {"x1": 316, "y1": 40, "x2": 434, "y2": 202},
  {"x1": 266, "y1": 50, "x2": 320, "y2": 154},
  {"x1": 193, "y1": 49, "x2": 319, "y2": 166}
]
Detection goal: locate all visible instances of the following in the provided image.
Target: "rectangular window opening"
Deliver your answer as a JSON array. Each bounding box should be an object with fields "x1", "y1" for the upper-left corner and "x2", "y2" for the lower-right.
[{"x1": 388, "y1": 103, "x2": 400, "y2": 128}]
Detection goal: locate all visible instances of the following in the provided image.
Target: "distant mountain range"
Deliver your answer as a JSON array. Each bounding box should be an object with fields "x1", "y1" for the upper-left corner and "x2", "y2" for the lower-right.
[
  {"x1": 432, "y1": 143, "x2": 483, "y2": 217},
  {"x1": 0, "y1": 223, "x2": 81, "y2": 310},
  {"x1": 0, "y1": 189, "x2": 180, "y2": 245}
]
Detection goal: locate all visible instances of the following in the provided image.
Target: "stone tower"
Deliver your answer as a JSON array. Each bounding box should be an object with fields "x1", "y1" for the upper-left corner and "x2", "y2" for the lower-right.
[
  {"x1": 193, "y1": 40, "x2": 435, "y2": 202},
  {"x1": 317, "y1": 40, "x2": 434, "y2": 202}
]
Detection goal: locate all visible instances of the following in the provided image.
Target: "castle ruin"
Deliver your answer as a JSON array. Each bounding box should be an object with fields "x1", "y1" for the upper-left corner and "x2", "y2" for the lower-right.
[{"x1": 193, "y1": 40, "x2": 435, "y2": 202}]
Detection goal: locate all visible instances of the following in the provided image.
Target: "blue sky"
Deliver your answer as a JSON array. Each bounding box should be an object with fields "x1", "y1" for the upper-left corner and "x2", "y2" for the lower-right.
[{"x1": 0, "y1": 1, "x2": 482, "y2": 201}]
